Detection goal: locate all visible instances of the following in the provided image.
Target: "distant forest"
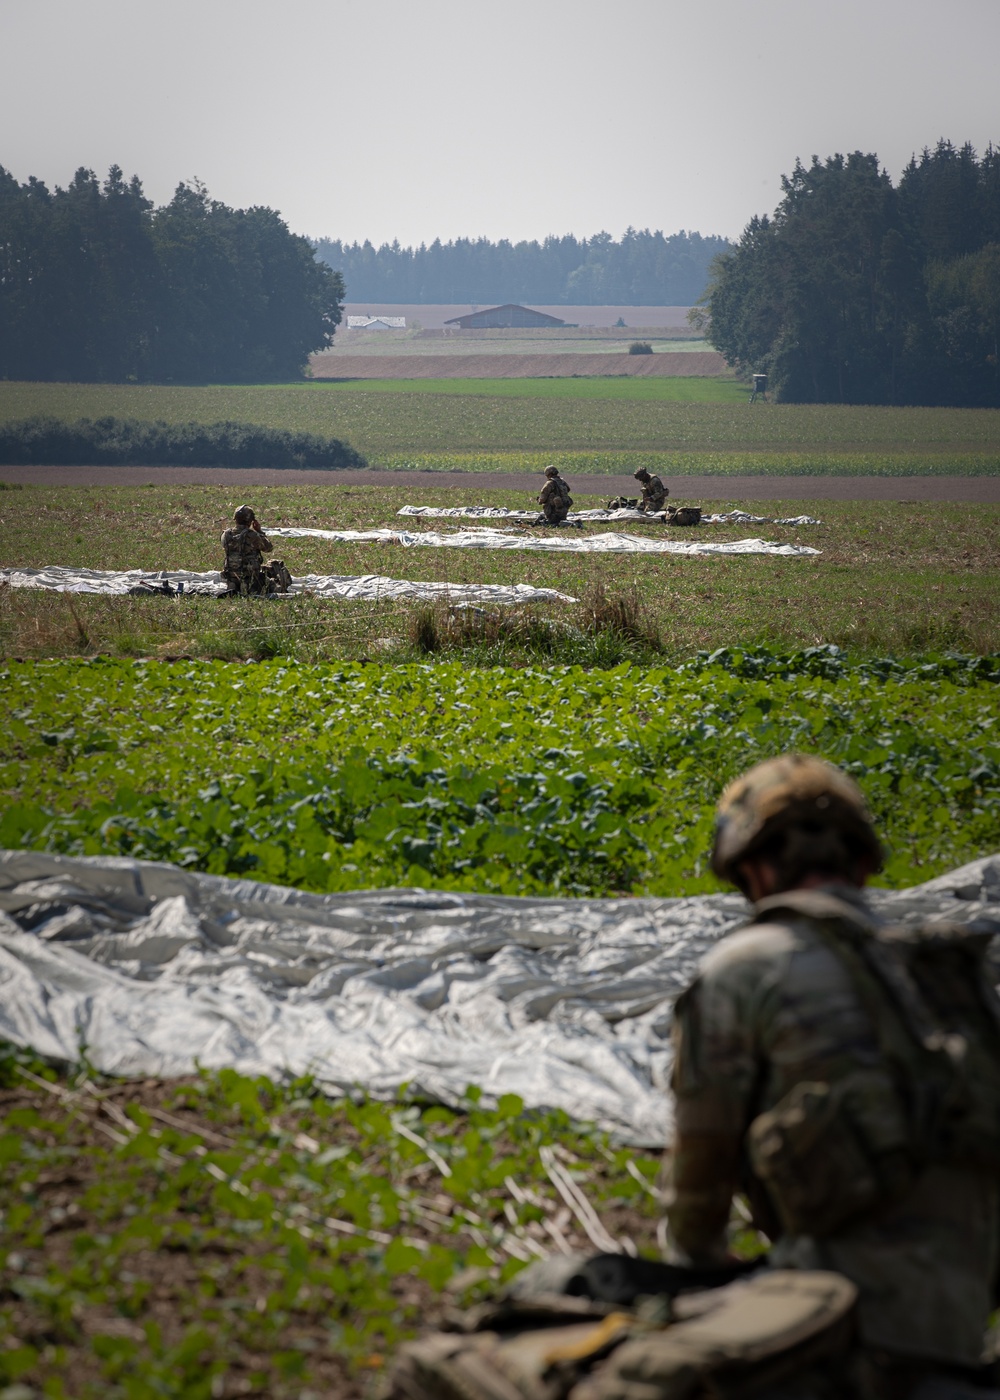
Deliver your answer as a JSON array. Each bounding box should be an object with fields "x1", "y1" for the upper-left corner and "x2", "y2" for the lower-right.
[
  {"x1": 313, "y1": 229, "x2": 731, "y2": 306},
  {"x1": 705, "y1": 140, "x2": 1000, "y2": 406},
  {"x1": 0, "y1": 166, "x2": 344, "y2": 382}
]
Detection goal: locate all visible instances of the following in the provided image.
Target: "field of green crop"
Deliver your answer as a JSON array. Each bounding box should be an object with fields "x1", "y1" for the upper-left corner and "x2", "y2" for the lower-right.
[
  {"x1": 0, "y1": 1044, "x2": 668, "y2": 1398},
  {"x1": 3, "y1": 652, "x2": 998, "y2": 897},
  {"x1": 2, "y1": 381, "x2": 999, "y2": 470}
]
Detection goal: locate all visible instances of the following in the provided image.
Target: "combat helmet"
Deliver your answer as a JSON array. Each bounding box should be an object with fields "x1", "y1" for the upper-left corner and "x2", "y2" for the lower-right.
[
  {"x1": 711, "y1": 753, "x2": 883, "y2": 893},
  {"x1": 633, "y1": 468, "x2": 651, "y2": 482},
  {"x1": 234, "y1": 504, "x2": 255, "y2": 526},
  {"x1": 544, "y1": 465, "x2": 560, "y2": 478}
]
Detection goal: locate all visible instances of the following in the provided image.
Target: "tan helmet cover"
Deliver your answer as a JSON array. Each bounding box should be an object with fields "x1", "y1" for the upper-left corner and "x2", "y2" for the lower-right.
[
  {"x1": 711, "y1": 753, "x2": 883, "y2": 883},
  {"x1": 544, "y1": 465, "x2": 560, "y2": 478},
  {"x1": 234, "y1": 504, "x2": 255, "y2": 526}
]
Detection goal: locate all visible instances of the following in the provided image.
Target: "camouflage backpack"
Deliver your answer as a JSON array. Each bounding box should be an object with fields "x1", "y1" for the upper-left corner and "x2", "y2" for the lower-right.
[
  {"x1": 222, "y1": 527, "x2": 263, "y2": 580},
  {"x1": 264, "y1": 559, "x2": 292, "y2": 593},
  {"x1": 605, "y1": 497, "x2": 638, "y2": 511},
  {"x1": 743, "y1": 890, "x2": 1000, "y2": 1238},
  {"x1": 387, "y1": 1266, "x2": 856, "y2": 1400},
  {"x1": 665, "y1": 507, "x2": 701, "y2": 527}
]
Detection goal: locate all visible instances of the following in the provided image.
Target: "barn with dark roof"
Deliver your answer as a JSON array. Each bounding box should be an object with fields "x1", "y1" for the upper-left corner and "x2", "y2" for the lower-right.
[{"x1": 444, "y1": 304, "x2": 567, "y2": 329}]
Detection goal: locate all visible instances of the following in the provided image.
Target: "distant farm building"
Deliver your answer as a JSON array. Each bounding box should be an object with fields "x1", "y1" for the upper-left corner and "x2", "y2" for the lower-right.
[
  {"x1": 346, "y1": 315, "x2": 406, "y2": 330},
  {"x1": 444, "y1": 304, "x2": 567, "y2": 329}
]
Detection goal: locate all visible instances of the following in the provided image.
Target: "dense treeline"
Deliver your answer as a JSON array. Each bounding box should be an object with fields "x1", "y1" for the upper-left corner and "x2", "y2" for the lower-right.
[
  {"x1": 704, "y1": 140, "x2": 1000, "y2": 405},
  {"x1": 0, "y1": 166, "x2": 345, "y2": 383},
  {"x1": 313, "y1": 229, "x2": 730, "y2": 306},
  {"x1": 0, "y1": 417, "x2": 366, "y2": 469}
]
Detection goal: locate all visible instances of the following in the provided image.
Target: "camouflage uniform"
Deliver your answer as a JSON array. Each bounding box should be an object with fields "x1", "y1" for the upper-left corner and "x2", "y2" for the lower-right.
[
  {"x1": 634, "y1": 470, "x2": 668, "y2": 513},
  {"x1": 665, "y1": 756, "x2": 1000, "y2": 1386},
  {"x1": 220, "y1": 505, "x2": 273, "y2": 595},
  {"x1": 538, "y1": 469, "x2": 572, "y2": 525}
]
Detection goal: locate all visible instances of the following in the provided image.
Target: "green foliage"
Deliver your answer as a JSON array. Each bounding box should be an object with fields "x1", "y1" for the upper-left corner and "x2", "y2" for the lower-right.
[
  {"x1": 0, "y1": 164, "x2": 344, "y2": 383},
  {"x1": 628, "y1": 342, "x2": 654, "y2": 355},
  {"x1": 1, "y1": 379, "x2": 998, "y2": 469},
  {"x1": 0, "y1": 416, "x2": 365, "y2": 469},
  {"x1": 0, "y1": 1058, "x2": 666, "y2": 1388},
  {"x1": 314, "y1": 228, "x2": 731, "y2": 305},
  {"x1": 0, "y1": 1059, "x2": 666, "y2": 1396},
  {"x1": 2, "y1": 649, "x2": 998, "y2": 896},
  {"x1": 705, "y1": 140, "x2": 1000, "y2": 406}
]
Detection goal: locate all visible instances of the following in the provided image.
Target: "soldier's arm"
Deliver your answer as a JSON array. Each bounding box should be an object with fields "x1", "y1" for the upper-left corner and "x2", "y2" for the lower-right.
[
  {"x1": 663, "y1": 969, "x2": 760, "y2": 1265},
  {"x1": 252, "y1": 530, "x2": 273, "y2": 554}
]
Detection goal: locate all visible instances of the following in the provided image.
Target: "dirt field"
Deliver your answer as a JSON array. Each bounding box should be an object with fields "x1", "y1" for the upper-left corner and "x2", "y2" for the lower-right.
[
  {"x1": 308, "y1": 351, "x2": 728, "y2": 378},
  {"x1": 4, "y1": 465, "x2": 999, "y2": 500}
]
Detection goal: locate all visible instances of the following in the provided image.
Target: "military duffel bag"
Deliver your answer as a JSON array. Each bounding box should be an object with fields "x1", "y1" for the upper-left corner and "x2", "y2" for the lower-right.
[
  {"x1": 386, "y1": 1267, "x2": 856, "y2": 1400},
  {"x1": 263, "y1": 559, "x2": 293, "y2": 593},
  {"x1": 665, "y1": 507, "x2": 702, "y2": 527}
]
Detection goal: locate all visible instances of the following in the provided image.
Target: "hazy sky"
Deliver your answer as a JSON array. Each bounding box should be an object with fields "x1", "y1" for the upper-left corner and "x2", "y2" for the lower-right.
[{"x1": 3, "y1": 0, "x2": 998, "y2": 248}]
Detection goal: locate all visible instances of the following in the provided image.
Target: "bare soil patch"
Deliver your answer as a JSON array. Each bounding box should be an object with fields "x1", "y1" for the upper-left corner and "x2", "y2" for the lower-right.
[
  {"x1": 4, "y1": 465, "x2": 999, "y2": 501},
  {"x1": 309, "y1": 351, "x2": 727, "y2": 378}
]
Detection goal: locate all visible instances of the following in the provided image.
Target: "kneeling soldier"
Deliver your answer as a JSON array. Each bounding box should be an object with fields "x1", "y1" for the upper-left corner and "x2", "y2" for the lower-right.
[
  {"x1": 538, "y1": 465, "x2": 573, "y2": 525},
  {"x1": 221, "y1": 504, "x2": 275, "y2": 596},
  {"x1": 633, "y1": 468, "x2": 668, "y2": 513}
]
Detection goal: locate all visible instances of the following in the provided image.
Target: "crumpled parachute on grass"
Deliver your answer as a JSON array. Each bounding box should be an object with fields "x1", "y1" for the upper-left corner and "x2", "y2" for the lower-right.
[
  {"x1": 0, "y1": 566, "x2": 576, "y2": 605},
  {"x1": 397, "y1": 505, "x2": 823, "y2": 527},
  {"x1": 270, "y1": 527, "x2": 821, "y2": 557},
  {"x1": 1, "y1": 848, "x2": 996, "y2": 1144}
]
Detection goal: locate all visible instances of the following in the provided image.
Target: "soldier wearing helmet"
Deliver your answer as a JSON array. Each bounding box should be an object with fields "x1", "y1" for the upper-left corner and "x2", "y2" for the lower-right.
[
  {"x1": 220, "y1": 504, "x2": 274, "y2": 596},
  {"x1": 659, "y1": 754, "x2": 1000, "y2": 1396},
  {"x1": 537, "y1": 465, "x2": 573, "y2": 525},
  {"x1": 633, "y1": 467, "x2": 668, "y2": 514}
]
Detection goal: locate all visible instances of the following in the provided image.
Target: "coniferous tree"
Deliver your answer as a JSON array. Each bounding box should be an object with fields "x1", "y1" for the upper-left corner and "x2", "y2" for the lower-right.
[{"x1": 703, "y1": 141, "x2": 1000, "y2": 405}]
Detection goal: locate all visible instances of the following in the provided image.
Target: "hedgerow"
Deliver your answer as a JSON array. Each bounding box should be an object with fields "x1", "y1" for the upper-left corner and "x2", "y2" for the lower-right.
[{"x1": 0, "y1": 416, "x2": 366, "y2": 469}]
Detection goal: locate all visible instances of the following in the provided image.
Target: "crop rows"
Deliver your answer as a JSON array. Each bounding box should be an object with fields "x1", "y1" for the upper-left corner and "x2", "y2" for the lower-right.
[
  {"x1": 2, "y1": 650, "x2": 998, "y2": 896},
  {"x1": 1, "y1": 382, "x2": 998, "y2": 465}
]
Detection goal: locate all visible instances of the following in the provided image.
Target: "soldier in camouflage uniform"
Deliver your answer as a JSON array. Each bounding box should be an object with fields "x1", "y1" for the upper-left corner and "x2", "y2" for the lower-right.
[
  {"x1": 538, "y1": 465, "x2": 573, "y2": 525},
  {"x1": 220, "y1": 504, "x2": 274, "y2": 596},
  {"x1": 633, "y1": 468, "x2": 668, "y2": 514},
  {"x1": 657, "y1": 754, "x2": 1000, "y2": 1399}
]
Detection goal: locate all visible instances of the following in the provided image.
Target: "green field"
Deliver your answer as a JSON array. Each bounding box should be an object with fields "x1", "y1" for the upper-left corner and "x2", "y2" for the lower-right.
[
  {"x1": 2, "y1": 484, "x2": 998, "y2": 661},
  {"x1": 3, "y1": 406, "x2": 1000, "y2": 1398},
  {"x1": 0, "y1": 1047, "x2": 668, "y2": 1399},
  {"x1": 2, "y1": 381, "x2": 999, "y2": 471},
  {"x1": 4, "y1": 652, "x2": 999, "y2": 897},
  {"x1": 308, "y1": 377, "x2": 745, "y2": 401}
]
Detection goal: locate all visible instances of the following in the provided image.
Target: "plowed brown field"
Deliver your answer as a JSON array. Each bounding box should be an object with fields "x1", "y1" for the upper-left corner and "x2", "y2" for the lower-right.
[{"x1": 308, "y1": 351, "x2": 728, "y2": 378}]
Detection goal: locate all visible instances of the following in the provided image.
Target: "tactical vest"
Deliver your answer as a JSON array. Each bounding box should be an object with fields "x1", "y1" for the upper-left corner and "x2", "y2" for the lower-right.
[{"x1": 743, "y1": 890, "x2": 1000, "y2": 1238}]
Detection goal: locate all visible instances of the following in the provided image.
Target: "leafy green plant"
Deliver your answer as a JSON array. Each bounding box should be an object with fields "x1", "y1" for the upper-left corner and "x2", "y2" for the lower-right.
[
  {"x1": 0, "y1": 1057, "x2": 668, "y2": 1397},
  {"x1": 1, "y1": 648, "x2": 998, "y2": 895}
]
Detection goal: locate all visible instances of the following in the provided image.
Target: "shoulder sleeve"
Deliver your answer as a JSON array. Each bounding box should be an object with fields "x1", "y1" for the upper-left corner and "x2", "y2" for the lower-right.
[{"x1": 664, "y1": 932, "x2": 785, "y2": 1264}]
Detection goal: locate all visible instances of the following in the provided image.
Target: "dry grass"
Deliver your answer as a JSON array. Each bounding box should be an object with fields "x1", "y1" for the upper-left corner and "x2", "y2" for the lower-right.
[{"x1": 1, "y1": 482, "x2": 998, "y2": 663}]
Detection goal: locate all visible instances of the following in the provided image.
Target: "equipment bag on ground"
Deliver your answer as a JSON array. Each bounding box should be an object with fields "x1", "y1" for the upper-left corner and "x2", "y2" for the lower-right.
[{"x1": 386, "y1": 1267, "x2": 856, "y2": 1400}]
